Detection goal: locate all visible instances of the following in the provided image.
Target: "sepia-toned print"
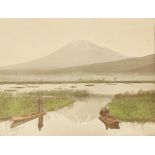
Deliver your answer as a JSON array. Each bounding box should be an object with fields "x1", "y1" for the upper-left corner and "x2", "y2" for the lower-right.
[{"x1": 0, "y1": 19, "x2": 154, "y2": 136}]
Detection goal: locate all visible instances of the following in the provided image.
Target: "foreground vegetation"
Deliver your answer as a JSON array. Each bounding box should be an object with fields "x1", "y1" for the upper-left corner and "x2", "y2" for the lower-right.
[
  {"x1": 109, "y1": 91, "x2": 155, "y2": 122},
  {"x1": 0, "y1": 89, "x2": 89, "y2": 119}
]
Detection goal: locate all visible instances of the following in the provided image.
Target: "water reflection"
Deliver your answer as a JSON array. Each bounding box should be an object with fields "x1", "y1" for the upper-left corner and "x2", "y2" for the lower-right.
[
  {"x1": 38, "y1": 116, "x2": 44, "y2": 131},
  {"x1": 0, "y1": 110, "x2": 155, "y2": 136}
]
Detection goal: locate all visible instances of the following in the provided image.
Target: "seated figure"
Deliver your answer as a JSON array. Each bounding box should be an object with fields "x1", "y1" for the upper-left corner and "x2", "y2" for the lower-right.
[{"x1": 100, "y1": 106, "x2": 110, "y2": 117}]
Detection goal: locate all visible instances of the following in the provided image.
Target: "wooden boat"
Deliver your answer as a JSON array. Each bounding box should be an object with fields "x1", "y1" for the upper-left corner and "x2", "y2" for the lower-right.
[
  {"x1": 99, "y1": 115, "x2": 120, "y2": 129},
  {"x1": 11, "y1": 112, "x2": 46, "y2": 128},
  {"x1": 0, "y1": 117, "x2": 10, "y2": 122},
  {"x1": 85, "y1": 84, "x2": 94, "y2": 86}
]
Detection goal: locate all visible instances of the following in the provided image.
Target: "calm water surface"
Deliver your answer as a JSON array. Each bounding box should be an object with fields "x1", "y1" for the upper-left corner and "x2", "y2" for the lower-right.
[{"x1": 0, "y1": 83, "x2": 155, "y2": 94}]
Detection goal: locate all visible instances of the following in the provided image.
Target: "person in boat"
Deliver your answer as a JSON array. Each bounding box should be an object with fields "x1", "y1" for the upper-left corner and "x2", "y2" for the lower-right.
[
  {"x1": 37, "y1": 96, "x2": 44, "y2": 131},
  {"x1": 100, "y1": 106, "x2": 110, "y2": 117},
  {"x1": 37, "y1": 95, "x2": 44, "y2": 113}
]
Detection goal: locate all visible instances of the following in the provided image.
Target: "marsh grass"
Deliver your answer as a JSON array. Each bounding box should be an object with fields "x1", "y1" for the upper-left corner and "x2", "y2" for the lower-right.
[
  {"x1": 109, "y1": 91, "x2": 155, "y2": 122},
  {"x1": 0, "y1": 89, "x2": 89, "y2": 119},
  {"x1": 28, "y1": 89, "x2": 89, "y2": 99}
]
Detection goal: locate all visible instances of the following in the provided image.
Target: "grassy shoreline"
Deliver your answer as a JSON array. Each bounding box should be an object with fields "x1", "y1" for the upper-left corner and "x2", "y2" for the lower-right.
[
  {"x1": 0, "y1": 90, "x2": 89, "y2": 120},
  {"x1": 109, "y1": 91, "x2": 155, "y2": 122}
]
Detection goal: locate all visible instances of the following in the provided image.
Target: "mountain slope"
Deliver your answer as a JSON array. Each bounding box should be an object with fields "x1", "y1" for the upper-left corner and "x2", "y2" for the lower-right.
[
  {"x1": 127, "y1": 63, "x2": 155, "y2": 73},
  {"x1": 42, "y1": 54, "x2": 155, "y2": 74},
  {"x1": 0, "y1": 40, "x2": 126, "y2": 70},
  {"x1": 0, "y1": 54, "x2": 154, "y2": 76}
]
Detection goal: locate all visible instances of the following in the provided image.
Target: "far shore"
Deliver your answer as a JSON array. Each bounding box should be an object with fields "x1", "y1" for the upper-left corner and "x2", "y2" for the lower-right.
[{"x1": 0, "y1": 80, "x2": 154, "y2": 84}]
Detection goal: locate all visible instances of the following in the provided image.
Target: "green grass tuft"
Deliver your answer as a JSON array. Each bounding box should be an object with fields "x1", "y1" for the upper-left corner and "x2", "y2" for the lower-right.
[
  {"x1": 109, "y1": 91, "x2": 155, "y2": 122},
  {"x1": 0, "y1": 89, "x2": 89, "y2": 119}
]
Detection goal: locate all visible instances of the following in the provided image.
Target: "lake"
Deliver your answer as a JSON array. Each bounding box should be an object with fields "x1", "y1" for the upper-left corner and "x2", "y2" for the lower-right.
[{"x1": 0, "y1": 83, "x2": 155, "y2": 95}]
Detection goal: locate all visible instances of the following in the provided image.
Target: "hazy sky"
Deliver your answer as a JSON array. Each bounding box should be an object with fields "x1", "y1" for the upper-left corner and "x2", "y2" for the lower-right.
[{"x1": 0, "y1": 19, "x2": 154, "y2": 67}]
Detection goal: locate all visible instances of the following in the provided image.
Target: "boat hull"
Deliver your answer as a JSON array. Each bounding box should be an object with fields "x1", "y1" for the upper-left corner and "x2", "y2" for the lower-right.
[
  {"x1": 99, "y1": 116, "x2": 120, "y2": 129},
  {"x1": 11, "y1": 112, "x2": 46, "y2": 128}
]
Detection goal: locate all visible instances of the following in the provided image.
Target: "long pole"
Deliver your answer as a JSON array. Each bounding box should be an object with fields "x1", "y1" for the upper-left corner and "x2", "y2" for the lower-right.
[
  {"x1": 154, "y1": 23, "x2": 155, "y2": 65},
  {"x1": 154, "y1": 23, "x2": 155, "y2": 55}
]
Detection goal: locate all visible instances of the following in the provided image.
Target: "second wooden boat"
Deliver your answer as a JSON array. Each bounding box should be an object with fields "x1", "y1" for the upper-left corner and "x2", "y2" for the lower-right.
[{"x1": 99, "y1": 115, "x2": 120, "y2": 129}]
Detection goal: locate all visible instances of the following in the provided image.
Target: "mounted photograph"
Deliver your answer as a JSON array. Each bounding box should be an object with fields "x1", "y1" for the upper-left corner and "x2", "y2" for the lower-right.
[{"x1": 0, "y1": 19, "x2": 154, "y2": 136}]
